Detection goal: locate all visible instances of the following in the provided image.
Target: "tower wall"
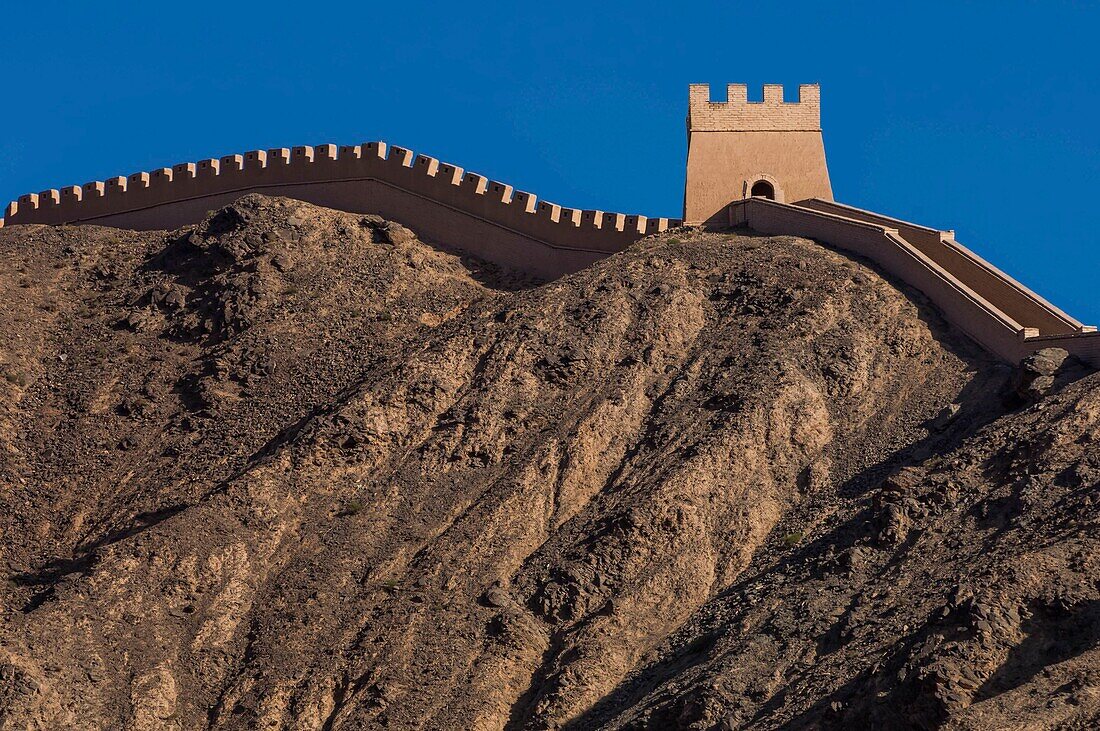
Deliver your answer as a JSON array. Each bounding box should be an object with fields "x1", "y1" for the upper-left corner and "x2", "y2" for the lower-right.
[{"x1": 684, "y1": 83, "x2": 832, "y2": 226}]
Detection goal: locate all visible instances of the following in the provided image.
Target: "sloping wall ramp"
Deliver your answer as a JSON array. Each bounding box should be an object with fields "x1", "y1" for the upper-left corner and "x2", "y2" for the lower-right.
[{"x1": 729, "y1": 197, "x2": 1100, "y2": 366}]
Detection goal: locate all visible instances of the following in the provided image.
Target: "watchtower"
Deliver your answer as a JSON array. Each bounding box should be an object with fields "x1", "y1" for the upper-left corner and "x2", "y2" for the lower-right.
[{"x1": 684, "y1": 83, "x2": 833, "y2": 226}]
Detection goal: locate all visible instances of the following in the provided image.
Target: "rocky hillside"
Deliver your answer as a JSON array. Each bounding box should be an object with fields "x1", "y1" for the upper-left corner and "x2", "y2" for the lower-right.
[{"x1": 0, "y1": 195, "x2": 1095, "y2": 730}]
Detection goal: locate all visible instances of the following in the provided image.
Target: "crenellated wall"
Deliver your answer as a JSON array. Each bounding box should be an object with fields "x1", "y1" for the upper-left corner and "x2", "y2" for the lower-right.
[
  {"x1": 1, "y1": 142, "x2": 679, "y2": 280},
  {"x1": 687, "y1": 83, "x2": 822, "y2": 132}
]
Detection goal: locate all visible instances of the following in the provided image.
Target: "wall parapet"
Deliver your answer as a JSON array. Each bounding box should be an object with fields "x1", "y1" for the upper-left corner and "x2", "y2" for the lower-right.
[{"x1": 2, "y1": 141, "x2": 679, "y2": 265}]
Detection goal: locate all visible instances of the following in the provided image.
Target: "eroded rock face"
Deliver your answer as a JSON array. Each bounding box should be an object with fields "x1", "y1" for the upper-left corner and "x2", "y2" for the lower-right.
[
  {"x1": 0, "y1": 196, "x2": 1095, "y2": 730},
  {"x1": 1012, "y1": 347, "x2": 1072, "y2": 402}
]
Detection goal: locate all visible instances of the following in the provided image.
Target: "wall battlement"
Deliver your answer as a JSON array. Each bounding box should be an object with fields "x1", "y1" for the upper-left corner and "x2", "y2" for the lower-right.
[
  {"x1": 1, "y1": 141, "x2": 678, "y2": 279},
  {"x1": 687, "y1": 83, "x2": 821, "y2": 132}
]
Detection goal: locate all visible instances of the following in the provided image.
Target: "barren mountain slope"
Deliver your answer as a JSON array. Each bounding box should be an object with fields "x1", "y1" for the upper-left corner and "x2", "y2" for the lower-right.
[{"x1": 0, "y1": 195, "x2": 1095, "y2": 730}]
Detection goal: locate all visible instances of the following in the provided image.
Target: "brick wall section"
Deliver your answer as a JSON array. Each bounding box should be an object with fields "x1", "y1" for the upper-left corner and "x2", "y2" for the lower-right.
[
  {"x1": 688, "y1": 83, "x2": 821, "y2": 132},
  {"x1": 1, "y1": 142, "x2": 679, "y2": 280}
]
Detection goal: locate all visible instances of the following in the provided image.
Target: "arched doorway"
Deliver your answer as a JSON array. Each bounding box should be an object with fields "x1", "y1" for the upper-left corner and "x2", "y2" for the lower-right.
[{"x1": 750, "y1": 180, "x2": 775, "y2": 200}]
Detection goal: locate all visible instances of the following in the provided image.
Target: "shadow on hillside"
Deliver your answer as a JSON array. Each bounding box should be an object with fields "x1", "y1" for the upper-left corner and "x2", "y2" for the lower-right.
[
  {"x1": 435, "y1": 242, "x2": 549, "y2": 292},
  {"x1": 976, "y1": 601, "x2": 1100, "y2": 701},
  {"x1": 11, "y1": 504, "x2": 187, "y2": 612}
]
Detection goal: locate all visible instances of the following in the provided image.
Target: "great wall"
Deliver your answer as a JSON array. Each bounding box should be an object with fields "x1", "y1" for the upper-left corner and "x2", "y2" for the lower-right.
[
  {"x1": 0, "y1": 142, "x2": 680, "y2": 281},
  {"x1": 3, "y1": 83, "x2": 1098, "y2": 366}
]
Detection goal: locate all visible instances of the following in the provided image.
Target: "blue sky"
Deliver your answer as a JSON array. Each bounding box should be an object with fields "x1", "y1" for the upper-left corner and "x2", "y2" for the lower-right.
[{"x1": 2, "y1": 1, "x2": 1097, "y2": 322}]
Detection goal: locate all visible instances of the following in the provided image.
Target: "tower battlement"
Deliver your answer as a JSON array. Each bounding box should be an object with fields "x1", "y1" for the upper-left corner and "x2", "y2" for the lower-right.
[{"x1": 687, "y1": 84, "x2": 821, "y2": 132}]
